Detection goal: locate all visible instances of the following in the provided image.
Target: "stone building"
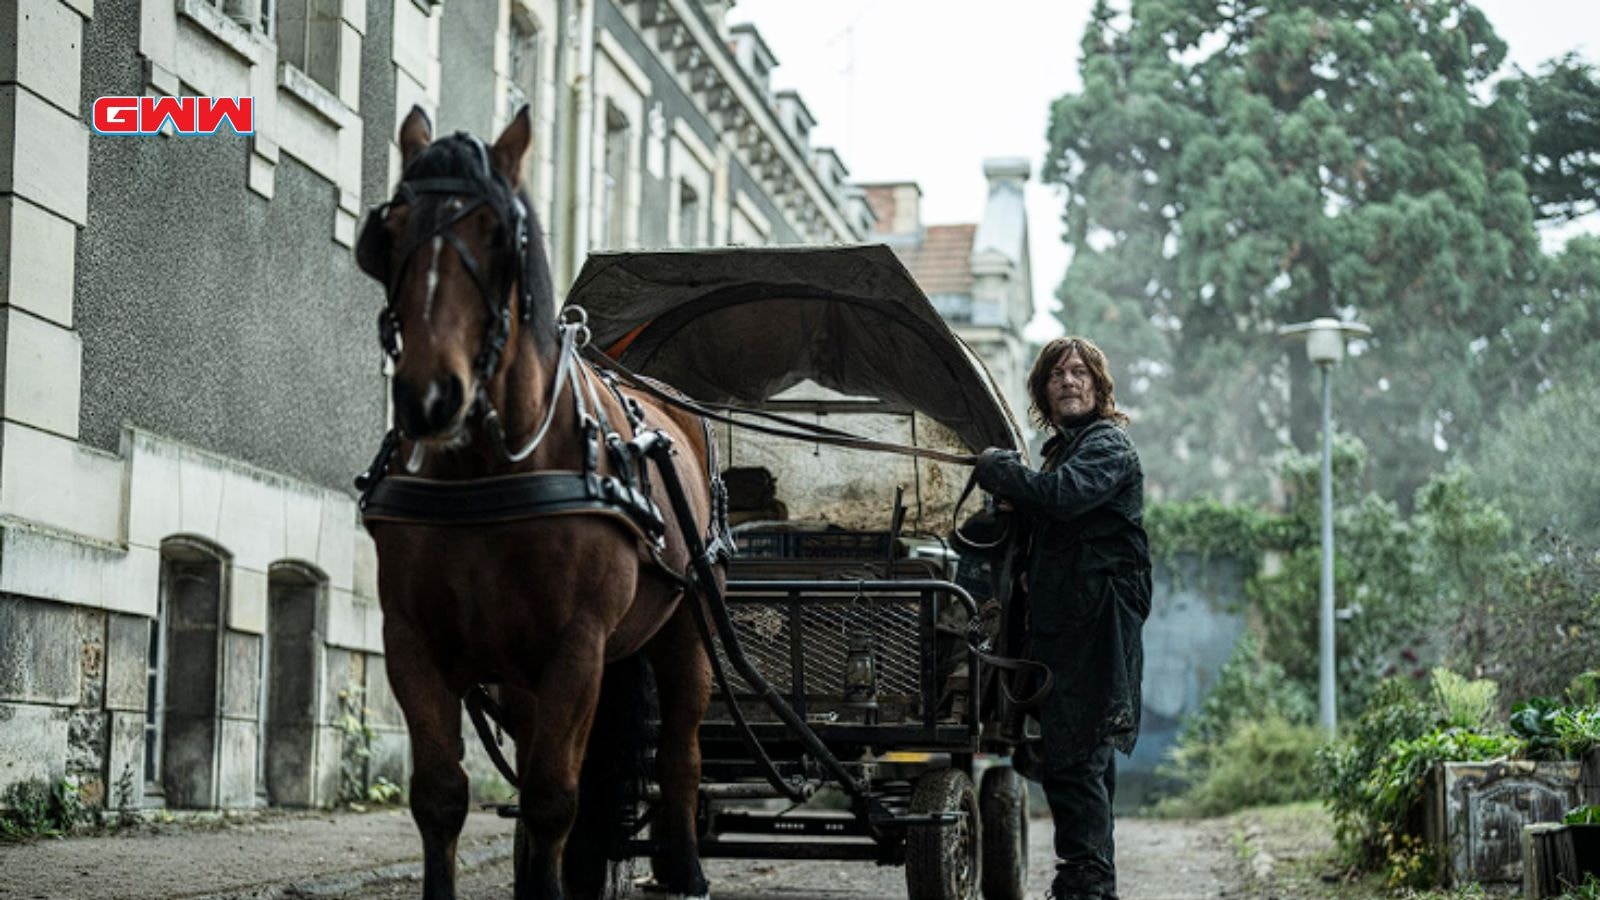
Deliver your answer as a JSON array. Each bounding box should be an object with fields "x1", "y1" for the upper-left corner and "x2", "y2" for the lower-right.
[
  {"x1": 862, "y1": 159, "x2": 1036, "y2": 442},
  {"x1": 0, "y1": 0, "x2": 864, "y2": 812}
]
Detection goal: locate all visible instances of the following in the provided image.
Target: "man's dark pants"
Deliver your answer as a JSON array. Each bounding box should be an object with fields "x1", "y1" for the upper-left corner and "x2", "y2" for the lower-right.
[{"x1": 1043, "y1": 742, "x2": 1117, "y2": 897}]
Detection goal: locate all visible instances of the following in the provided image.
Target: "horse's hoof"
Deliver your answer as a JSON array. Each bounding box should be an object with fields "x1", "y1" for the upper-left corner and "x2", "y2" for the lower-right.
[{"x1": 633, "y1": 881, "x2": 708, "y2": 900}]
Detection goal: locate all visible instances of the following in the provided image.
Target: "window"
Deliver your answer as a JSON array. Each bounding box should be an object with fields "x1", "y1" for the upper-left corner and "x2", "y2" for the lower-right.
[
  {"x1": 602, "y1": 103, "x2": 631, "y2": 249},
  {"x1": 678, "y1": 181, "x2": 702, "y2": 248},
  {"x1": 276, "y1": 0, "x2": 341, "y2": 93},
  {"x1": 264, "y1": 563, "x2": 325, "y2": 807},
  {"x1": 506, "y1": 13, "x2": 540, "y2": 192},
  {"x1": 143, "y1": 593, "x2": 168, "y2": 789},
  {"x1": 155, "y1": 538, "x2": 227, "y2": 809},
  {"x1": 205, "y1": 0, "x2": 273, "y2": 34}
]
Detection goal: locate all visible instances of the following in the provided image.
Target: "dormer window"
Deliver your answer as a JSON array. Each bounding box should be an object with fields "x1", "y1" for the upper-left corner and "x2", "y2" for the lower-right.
[
  {"x1": 729, "y1": 23, "x2": 778, "y2": 101},
  {"x1": 775, "y1": 91, "x2": 815, "y2": 154}
]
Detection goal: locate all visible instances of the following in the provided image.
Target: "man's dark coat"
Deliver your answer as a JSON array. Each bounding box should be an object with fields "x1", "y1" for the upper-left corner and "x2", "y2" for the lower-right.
[{"x1": 975, "y1": 417, "x2": 1151, "y2": 770}]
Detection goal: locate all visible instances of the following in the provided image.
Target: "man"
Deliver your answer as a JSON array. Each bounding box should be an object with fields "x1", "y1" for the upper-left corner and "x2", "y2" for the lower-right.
[{"x1": 975, "y1": 336, "x2": 1151, "y2": 900}]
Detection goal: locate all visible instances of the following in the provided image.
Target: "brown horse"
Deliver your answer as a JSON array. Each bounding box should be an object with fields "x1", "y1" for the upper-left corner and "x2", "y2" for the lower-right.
[{"x1": 354, "y1": 105, "x2": 717, "y2": 900}]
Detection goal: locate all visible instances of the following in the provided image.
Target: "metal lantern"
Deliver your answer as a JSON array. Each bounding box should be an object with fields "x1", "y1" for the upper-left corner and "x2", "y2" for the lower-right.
[{"x1": 843, "y1": 593, "x2": 879, "y2": 710}]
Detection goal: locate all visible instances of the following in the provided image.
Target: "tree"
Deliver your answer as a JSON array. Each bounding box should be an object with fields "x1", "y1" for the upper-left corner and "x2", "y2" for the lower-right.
[
  {"x1": 1469, "y1": 368, "x2": 1600, "y2": 545},
  {"x1": 1047, "y1": 0, "x2": 1542, "y2": 504},
  {"x1": 1475, "y1": 234, "x2": 1600, "y2": 410},
  {"x1": 1502, "y1": 54, "x2": 1600, "y2": 223}
]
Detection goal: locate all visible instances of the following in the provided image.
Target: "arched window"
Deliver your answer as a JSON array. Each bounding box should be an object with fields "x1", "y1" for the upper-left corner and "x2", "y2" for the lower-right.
[
  {"x1": 153, "y1": 537, "x2": 229, "y2": 808},
  {"x1": 264, "y1": 561, "x2": 327, "y2": 807}
]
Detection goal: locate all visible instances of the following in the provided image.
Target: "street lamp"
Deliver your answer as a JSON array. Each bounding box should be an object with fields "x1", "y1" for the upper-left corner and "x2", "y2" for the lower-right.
[{"x1": 1277, "y1": 317, "x2": 1372, "y2": 735}]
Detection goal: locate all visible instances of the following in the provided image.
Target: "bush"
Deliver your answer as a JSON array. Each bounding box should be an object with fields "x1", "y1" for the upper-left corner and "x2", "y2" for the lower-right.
[
  {"x1": 1152, "y1": 636, "x2": 1321, "y2": 818},
  {"x1": 1150, "y1": 715, "x2": 1324, "y2": 818},
  {"x1": 0, "y1": 777, "x2": 89, "y2": 842},
  {"x1": 1319, "y1": 678, "x2": 1438, "y2": 867},
  {"x1": 1162, "y1": 634, "x2": 1315, "y2": 779}
]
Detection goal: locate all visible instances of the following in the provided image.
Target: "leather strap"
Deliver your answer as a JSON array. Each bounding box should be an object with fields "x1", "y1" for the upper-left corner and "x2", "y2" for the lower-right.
[
  {"x1": 464, "y1": 686, "x2": 519, "y2": 786},
  {"x1": 361, "y1": 470, "x2": 665, "y2": 542}
]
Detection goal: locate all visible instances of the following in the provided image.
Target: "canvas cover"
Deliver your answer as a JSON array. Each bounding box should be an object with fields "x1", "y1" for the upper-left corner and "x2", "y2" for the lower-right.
[{"x1": 565, "y1": 244, "x2": 1025, "y2": 453}]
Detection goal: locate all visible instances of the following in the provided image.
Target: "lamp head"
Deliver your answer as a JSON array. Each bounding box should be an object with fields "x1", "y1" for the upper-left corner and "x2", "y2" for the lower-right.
[{"x1": 1277, "y1": 318, "x2": 1373, "y2": 367}]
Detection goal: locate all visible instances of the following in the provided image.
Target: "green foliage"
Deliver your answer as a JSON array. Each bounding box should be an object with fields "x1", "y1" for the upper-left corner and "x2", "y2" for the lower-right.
[
  {"x1": 1510, "y1": 698, "x2": 1600, "y2": 761},
  {"x1": 1501, "y1": 54, "x2": 1600, "y2": 223},
  {"x1": 1568, "y1": 672, "x2": 1600, "y2": 708},
  {"x1": 366, "y1": 776, "x2": 403, "y2": 806},
  {"x1": 1163, "y1": 635, "x2": 1315, "y2": 777},
  {"x1": 1557, "y1": 873, "x2": 1600, "y2": 900},
  {"x1": 1150, "y1": 715, "x2": 1325, "y2": 819},
  {"x1": 1144, "y1": 497, "x2": 1278, "y2": 570},
  {"x1": 1444, "y1": 529, "x2": 1600, "y2": 706},
  {"x1": 1429, "y1": 668, "x2": 1499, "y2": 731},
  {"x1": 0, "y1": 777, "x2": 89, "y2": 842},
  {"x1": 1470, "y1": 365, "x2": 1600, "y2": 546},
  {"x1": 1153, "y1": 635, "x2": 1318, "y2": 817},
  {"x1": 1047, "y1": 0, "x2": 1542, "y2": 504},
  {"x1": 1374, "y1": 728, "x2": 1524, "y2": 832},
  {"x1": 336, "y1": 684, "x2": 377, "y2": 806},
  {"x1": 1318, "y1": 679, "x2": 1438, "y2": 867},
  {"x1": 1251, "y1": 438, "x2": 1443, "y2": 716},
  {"x1": 1567, "y1": 805, "x2": 1600, "y2": 825}
]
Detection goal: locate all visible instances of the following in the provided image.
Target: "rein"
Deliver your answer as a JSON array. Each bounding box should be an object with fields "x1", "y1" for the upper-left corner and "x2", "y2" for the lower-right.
[{"x1": 583, "y1": 345, "x2": 980, "y2": 467}]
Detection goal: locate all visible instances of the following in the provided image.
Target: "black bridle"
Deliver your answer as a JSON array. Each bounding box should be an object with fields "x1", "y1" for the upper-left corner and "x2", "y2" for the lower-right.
[{"x1": 355, "y1": 132, "x2": 537, "y2": 383}]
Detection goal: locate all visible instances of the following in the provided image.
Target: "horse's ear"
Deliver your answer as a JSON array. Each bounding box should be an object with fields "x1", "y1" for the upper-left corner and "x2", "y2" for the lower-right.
[
  {"x1": 399, "y1": 105, "x2": 432, "y2": 169},
  {"x1": 491, "y1": 105, "x2": 532, "y2": 185}
]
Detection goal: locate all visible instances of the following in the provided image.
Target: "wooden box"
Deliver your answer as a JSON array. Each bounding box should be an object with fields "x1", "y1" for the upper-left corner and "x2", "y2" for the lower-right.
[{"x1": 1425, "y1": 759, "x2": 1582, "y2": 886}]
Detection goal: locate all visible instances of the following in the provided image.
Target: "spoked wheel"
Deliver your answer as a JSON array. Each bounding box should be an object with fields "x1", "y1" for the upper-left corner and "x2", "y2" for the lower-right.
[
  {"x1": 905, "y1": 767, "x2": 981, "y2": 900},
  {"x1": 979, "y1": 765, "x2": 1028, "y2": 900}
]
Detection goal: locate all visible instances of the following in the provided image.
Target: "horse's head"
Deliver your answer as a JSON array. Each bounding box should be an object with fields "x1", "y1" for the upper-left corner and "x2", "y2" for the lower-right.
[{"x1": 356, "y1": 106, "x2": 556, "y2": 445}]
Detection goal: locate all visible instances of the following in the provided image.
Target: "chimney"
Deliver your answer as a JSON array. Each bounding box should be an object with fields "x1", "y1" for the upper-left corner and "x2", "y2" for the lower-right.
[
  {"x1": 983, "y1": 157, "x2": 1030, "y2": 194},
  {"x1": 860, "y1": 182, "x2": 922, "y2": 236}
]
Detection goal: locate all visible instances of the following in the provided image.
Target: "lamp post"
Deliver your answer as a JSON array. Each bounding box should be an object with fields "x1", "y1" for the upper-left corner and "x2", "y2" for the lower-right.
[{"x1": 1277, "y1": 317, "x2": 1372, "y2": 735}]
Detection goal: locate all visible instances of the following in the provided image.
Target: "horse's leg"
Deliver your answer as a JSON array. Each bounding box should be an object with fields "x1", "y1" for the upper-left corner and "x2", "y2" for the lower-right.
[
  {"x1": 384, "y1": 621, "x2": 468, "y2": 900},
  {"x1": 514, "y1": 624, "x2": 606, "y2": 900},
  {"x1": 645, "y1": 603, "x2": 712, "y2": 899}
]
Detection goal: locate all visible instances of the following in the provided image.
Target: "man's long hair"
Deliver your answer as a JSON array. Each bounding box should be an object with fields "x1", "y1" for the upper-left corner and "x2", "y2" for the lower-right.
[{"x1": 1026, "y1": 336, "x2": 1130, "y2": 428}]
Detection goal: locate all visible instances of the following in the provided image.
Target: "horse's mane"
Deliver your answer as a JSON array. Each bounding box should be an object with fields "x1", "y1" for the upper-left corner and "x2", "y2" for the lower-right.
[{"x1": 404, "y1": 134, "x2": 558, "y2": 357}]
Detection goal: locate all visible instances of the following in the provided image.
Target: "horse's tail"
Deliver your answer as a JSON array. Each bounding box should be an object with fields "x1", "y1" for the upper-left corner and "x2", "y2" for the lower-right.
[{"x1": 565, "y1": 653, "x2": 657, "y2": 898}]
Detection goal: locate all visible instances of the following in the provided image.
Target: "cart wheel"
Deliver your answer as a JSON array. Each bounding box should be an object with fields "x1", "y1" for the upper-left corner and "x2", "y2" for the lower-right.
[
  {"x1": 906, "y1": 767, "x2": 981, "y2": 900},
  {"x1": 979, "y1": 765, "x2": 1028, "y2": 900}
]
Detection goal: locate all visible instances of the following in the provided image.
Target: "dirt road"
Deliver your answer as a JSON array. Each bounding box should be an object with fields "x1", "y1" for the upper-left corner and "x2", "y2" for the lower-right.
[{"x1": 349, "y1": 815, "x2": 1241, "y2": 900}]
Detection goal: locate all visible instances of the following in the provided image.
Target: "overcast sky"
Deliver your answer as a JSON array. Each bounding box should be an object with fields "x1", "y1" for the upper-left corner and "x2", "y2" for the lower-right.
[{"x1": 727, "y1": 1, "x2": 1600, "y2": 342}]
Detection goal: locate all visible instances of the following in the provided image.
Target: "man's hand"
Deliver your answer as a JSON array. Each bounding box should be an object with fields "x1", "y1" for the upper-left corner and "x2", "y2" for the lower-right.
[
  {"x1": 975, "y1": 447, "x2": 1021, "y2": 503},
  {"x1": 976, "y1": 447, "x2": 1020, "y2": 473}
]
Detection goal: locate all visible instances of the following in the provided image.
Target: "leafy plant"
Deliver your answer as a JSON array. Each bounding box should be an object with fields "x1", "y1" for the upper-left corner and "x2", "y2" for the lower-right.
[
  {"x1": 0, "y1": 777, "x2": 89, "y2": 842},
  {"x1": 1152, "y1": 635, "x2": 1318, "y2": 817},
  {"x1": 337, "y1": 684, "x2": 376, "y2": 806},
  {"x1": 1555, "y1": 872, "x2": 1600, "y2": 900},
  {"x1": 1318, "y1": 679, "x2": 1438, "y2": 867},
  {"x1": 1430, "y1": 668, "x2": 1499, "y2": 731},
  {"x1": 1566, "y1": 805, "x2": 1600, "y2": 825},
  {"x1": 1150, "y1": 714, "x2": 1324, "y2": 818},
  {"x1": 366, "y1": 776, "x2": 403, "y2": 806},
  {"x1": 1512, "y1": 698, "x2": 1600, "y2": 760}
]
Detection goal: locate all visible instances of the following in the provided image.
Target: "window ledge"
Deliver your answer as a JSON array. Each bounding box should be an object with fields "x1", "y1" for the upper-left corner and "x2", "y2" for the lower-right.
[
  {"x1": 278, "y1": 63, "x2": 356, "y2": 129},
  {"x1": 177, "y1": 0, "x2": 267, "y2": 65}
]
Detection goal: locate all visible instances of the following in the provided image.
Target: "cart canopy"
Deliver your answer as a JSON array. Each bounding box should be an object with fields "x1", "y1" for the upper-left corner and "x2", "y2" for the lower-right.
[{"x1": 565, "y1": 244, "x2": 1025, "y2": 453}]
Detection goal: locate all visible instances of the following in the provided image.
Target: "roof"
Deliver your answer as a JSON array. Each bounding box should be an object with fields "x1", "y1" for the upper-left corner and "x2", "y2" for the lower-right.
[
  {"x1": 565, "y1": 245, "x2": 1024, "y2": 452},
  {"x1": 895, "y1": 224, "x2": 976, "y2": 295}
]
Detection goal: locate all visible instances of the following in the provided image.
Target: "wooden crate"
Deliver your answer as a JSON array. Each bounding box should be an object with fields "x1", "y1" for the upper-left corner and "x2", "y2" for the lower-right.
[{"x1": 1425, "y1": 759, "x2": 1582, "y2": 886}]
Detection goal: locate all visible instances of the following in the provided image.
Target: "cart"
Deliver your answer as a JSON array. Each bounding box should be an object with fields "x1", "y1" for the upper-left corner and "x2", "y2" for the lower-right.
[{"x1": 567, "y1": 245, "x2": 1036, "y2": 900}]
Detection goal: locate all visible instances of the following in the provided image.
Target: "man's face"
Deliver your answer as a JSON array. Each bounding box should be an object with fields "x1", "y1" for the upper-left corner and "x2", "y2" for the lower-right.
[{"x1": 1046, "y1": 351, "x2": 1096, "y2": 423}]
